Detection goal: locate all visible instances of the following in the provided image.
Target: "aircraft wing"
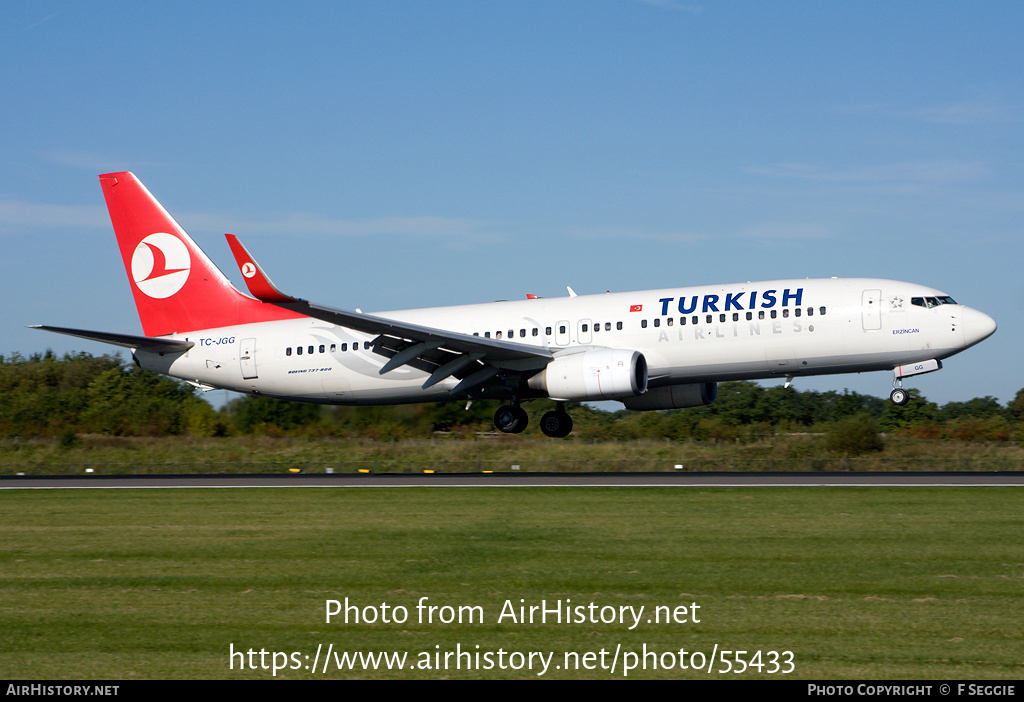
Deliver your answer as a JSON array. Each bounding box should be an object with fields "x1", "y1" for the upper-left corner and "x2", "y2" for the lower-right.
[
  {"x1": 30, "y1": 325, "x2": 195, "y2": 353},
  {"x1": 225, "y1": 235, "x2": 552, "y2": 393}
]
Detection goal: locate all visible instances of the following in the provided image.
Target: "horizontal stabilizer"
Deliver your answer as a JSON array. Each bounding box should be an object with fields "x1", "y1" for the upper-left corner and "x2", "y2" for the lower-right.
[{"x1": 29, "y1": 325, "x2": 194, "y2": 353}]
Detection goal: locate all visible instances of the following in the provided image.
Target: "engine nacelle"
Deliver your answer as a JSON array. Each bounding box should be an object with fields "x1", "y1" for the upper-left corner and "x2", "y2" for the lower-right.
[
  {"x1": 529, "y1": 349, "x2": 648, "y2": 402},
  {"x1": 622, "y1": 382, "x2": 717, "y2": 411}
]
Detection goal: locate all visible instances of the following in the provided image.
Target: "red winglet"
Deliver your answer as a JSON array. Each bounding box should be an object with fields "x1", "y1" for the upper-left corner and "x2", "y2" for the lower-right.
[{"x1": 225, "y1": 234, "x2": 297, "y2": 304}]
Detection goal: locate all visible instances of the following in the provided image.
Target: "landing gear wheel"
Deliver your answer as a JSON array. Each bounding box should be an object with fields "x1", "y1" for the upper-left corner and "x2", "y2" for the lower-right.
[
  {"x1": 494, "y1": 405, "x2": 528, "y2": 433},
  {"x1": 540, "y1": 411, "x2": 573, "y2": 438},
  {"x1": 890, "y1": 388, "x2": 910, "y2": 406}
]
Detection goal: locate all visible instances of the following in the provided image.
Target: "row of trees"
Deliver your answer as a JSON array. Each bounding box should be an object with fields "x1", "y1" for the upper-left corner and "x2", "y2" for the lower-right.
[
  {"x1": 0, "y1": 352, "x2": 211, "y2": 438},
  {"x1": 2, "y1": 351, "x2": 1022, "y2": 442}
]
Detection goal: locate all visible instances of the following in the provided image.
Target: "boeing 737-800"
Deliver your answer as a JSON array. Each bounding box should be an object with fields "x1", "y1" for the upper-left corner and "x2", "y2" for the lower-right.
[{"x1": 34, "y1": 173, "x2": 997, "y2": 437}]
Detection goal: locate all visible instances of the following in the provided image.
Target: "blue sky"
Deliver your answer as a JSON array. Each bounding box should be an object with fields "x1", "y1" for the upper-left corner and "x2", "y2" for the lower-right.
[{"x1": 2, "y1": 2, "x2": 1020, "y2": 406}]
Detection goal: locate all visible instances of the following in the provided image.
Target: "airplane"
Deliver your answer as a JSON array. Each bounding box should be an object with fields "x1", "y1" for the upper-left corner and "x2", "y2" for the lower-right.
[{"x1": 33, "y1": 172, "x2": 997, "y2": 437}]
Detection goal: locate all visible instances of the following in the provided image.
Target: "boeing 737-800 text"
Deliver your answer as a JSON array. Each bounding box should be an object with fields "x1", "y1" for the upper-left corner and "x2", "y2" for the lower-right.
[{"x1": 34, "y1": 173, "x2": 997, "y2": 437}]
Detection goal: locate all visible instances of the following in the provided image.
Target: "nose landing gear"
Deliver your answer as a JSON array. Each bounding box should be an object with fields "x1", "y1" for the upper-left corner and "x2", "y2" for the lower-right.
[{"x1": 890, "y1": 374, "x2": 910, "y2": 406}]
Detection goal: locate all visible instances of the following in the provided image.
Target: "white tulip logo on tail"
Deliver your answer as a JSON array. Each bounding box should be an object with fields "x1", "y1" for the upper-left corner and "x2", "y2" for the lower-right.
[{"x1": 131, "y1": 233, "x2": 191, "y2": 298}]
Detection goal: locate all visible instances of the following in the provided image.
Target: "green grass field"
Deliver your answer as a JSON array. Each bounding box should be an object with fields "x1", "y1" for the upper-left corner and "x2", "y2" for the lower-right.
[{"x1": 1, "y1": 486, "x2": 1022, "y2": 679}]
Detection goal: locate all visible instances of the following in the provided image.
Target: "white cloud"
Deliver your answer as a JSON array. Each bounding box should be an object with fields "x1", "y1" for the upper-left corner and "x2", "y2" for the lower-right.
[
  {"x1": 23, "y1": 12, "x2": 60, "y2": 32},
  {"x1": 43, "y1": 150, "x2": 169, "y2": 173},
  {"x1": 639, "y1": 0, "x2": 703, "y2": 14},
  {"x1": 905, "y1": 101, "x2": 1017, "y2": 126},
  {"x1": 738, "y1": 223, "x2": 834, "y2": 241},
  {"x1": 568, "y1": 226, "x2": 707, "y2": 244},
  {"x1": 182, "y1": 211, "x2": 500, "y2": 244},
  {"x1": 0, "y1": 198, "x2": 498, "y2": 244},
  {"x1": 843, "y1": 98, "x2": 1019, "y2": 126},
  {"x1": 0, "y1": 201, "x2": 107, "y2": 233},
  {"x1": 744, "y1": 160, "x2": 988, "y2": 185}
]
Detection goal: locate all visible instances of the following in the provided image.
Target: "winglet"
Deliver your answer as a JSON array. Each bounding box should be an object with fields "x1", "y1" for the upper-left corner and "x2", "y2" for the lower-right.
[{"x1": 225, "y1": 234, "x2": 298, "y2": 304}]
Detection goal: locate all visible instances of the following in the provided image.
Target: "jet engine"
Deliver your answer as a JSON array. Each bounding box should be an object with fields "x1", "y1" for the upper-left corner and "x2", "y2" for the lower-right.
[
  {"x1": 622, "y1": 382, "x2": 717, "y2": 410},
  {"x1": 528, "y1": 349, "x2": 647, "y2": 402}
]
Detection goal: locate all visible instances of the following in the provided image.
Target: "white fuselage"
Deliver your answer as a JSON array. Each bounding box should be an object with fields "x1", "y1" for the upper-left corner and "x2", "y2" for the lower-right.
[{"x1": 137, "y1": 277, "x2": 994, "y2": 405}]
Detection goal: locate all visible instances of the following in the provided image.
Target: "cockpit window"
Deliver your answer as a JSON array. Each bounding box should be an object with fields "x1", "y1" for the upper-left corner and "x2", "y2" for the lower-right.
[{"x1": 911, "y1": 295, "x2": 958, "y2": 309}]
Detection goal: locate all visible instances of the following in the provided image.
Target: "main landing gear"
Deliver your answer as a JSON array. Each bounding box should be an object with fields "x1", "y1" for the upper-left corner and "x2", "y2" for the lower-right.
[
  {"x1": 493, "y1": 401, "x2": 574, "y2": 437},
  {"x1": 494, "y1": 404, "x2": 528, "y2": 434},
  {"x1": 540, "y1": 403, "x2": 573, "y2": 438}
]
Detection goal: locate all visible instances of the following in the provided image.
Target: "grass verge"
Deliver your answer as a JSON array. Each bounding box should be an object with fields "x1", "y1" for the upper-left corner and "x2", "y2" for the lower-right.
[{"x1": 2, "y1": 434, "x2": 1024, "y2": 473}]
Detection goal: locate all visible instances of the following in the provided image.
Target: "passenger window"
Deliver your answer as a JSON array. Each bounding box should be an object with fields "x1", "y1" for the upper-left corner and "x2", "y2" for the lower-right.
[
  {"x1": 559, "y1": 325, "x2": 566, "y2": 334},
  {"x1": 319, "y1": 344, "x2": 325, "y2": 353},
  {"x1": 286, "y1": 347, "x2": 292, "y2": 356},
  {"x1": 666, "y1": 318, "x2": 673, "y2": 326},
  {"x1": 605, "y1": 322, "x2": 611, "y2": 331},
  {"x1": 692, "y1": 316, "x2": 698, "y2": 325},
  {"x1": 297, "y1": 346, "x2": 303, "y2": 355},
  {"x1": 546, "y1": 327, "x2": 552, "y2": 335},
  {"x1": 819, "y1": 307, "x2": 827, "y2": 315},
  {"x1": 496, "y1": 331, "x2": 502, "y2": 339},
  {"x1": 308, "y1": 346, "x2": 314, "y2": 354},
  {"x1": 732, "y1": 313, "x2": 739, "y2": 322},
  {"x1": 341, "y1": 343, "x2": 347, "y2": 352},
  {"x1": 520, "y1": 329, "x2": 526, "y2": 337},
  {"x1": 783, "y1": 309, "x2": 789, "y2": 318},
  {"x1": 680, "y1": 317, "x2": 687, "y2": 326},
  {"x1": 795, "y1": 308, "x2": 801, "y2": 317},
  {"x1": 532, "y1": 328, "x2": 539, "y2": 337},
  {"x1": 807, "y1": 307, "x2": 813, "y2": 316},
  {"x1": 706, "y1": 315, "x2": 713, "y2": 324},
  {"x1": 770, "y1": 310, "x2": 777, "y2": 319},
  {"x1": 485, "y1": 332, "x2": 491, "y2": 338},
  {"x1": 330, "y1": 344, "x2": 336, "y2": 352},
  {"x1": 758, "y1": 310, "x2": 765, "y2": 320},
  {"x1": 582, "y1": 324, "x2": 589, "y2": 332},
  {"x1": 653, "y1": 319, "x2": 660, "y2": 328},
  {"x1": 616, "y1": 322, "x2": 623, "y2": 330},
  {"x1": 745, "y1": 312, "x2": 752, "y2": 321},
  {"x1": 641, "y1": 319, "x2": 648, "y2": 328}
]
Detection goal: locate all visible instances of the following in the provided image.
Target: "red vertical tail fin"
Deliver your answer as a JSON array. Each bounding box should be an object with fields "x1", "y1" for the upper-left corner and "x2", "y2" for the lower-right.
[{"x1": 99, "y1": 172, "x2": 302, "y2": 336}]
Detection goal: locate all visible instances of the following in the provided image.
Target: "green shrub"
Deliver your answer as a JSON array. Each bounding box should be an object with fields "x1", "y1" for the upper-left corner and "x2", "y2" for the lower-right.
[{"x1": 825, "y1": 413, "x2": 884, "y2": 455}]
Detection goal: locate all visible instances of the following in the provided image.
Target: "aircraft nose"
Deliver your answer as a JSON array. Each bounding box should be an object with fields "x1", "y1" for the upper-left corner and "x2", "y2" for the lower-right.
[{"x1": 961, "y1": 306, "x2": 997, "y2": 347}]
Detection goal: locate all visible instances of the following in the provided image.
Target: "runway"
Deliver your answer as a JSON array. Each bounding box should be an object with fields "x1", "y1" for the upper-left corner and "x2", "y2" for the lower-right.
[{"x1": 3, "y1": 471, "x2": 1024, "y2": 489}]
